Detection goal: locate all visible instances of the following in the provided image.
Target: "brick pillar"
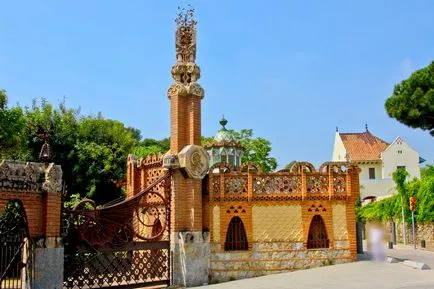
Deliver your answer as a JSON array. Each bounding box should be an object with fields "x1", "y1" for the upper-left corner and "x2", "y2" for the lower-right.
[
  {"x1": 328, "y1": 165, "x2": 334, "y2": 200},
  {"x1": 45, "y1": 192, "x2": 61, "y2": 238},
  {"x1": 346, "y1": 165, "x2": 361, "y2": 259},
  {"x1": 301, "y1": 168, "x2": 307, "y2": 200},
  {"x1": 167, "y1": 10, "x2": 209, "y2": 287}
]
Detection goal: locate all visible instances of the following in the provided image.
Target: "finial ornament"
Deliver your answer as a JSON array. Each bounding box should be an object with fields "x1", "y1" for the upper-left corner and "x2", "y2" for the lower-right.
[
  {"x1": 174, "y1": 5, "x2": 197, "y2": 63},
  {"x1": 168, "y1": 5, "x2": 204, "y2": 99},
  {"x1": 365, "y1": 123, "x2": 368, "y2": 132},
  {"x1": 175, "y1": 5, "x2": 197, "y2": 28},
  {"x1": 220, "y1": 116, "x2": 228, "y2": 130},
  {"x1": 336, "y1": 126, "x2": 339, "y2": 132}
]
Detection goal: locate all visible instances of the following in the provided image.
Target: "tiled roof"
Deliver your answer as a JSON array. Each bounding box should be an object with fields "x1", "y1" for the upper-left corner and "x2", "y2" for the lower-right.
[{"x1": 339, "y1": 131, "x2": 389, "y2": 161}]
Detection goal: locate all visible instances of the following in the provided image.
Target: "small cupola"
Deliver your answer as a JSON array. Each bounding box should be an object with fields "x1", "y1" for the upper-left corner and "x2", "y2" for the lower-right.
[{"x1": 205, "y1": 117, "x2": 244, "y2": 169}]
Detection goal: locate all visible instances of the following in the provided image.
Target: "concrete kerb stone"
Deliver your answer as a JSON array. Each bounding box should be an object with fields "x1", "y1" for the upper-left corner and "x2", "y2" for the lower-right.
[
  {"x1": 385, "y1": 257, "x2": 400, "y2": 263},
  {"x1": 402, "y1": 260, "x2": 431, "y2": 270}
]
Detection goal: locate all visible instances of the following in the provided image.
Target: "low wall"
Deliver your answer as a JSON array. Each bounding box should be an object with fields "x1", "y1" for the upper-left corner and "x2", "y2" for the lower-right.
[
  {"x1": 0, "y1": 161, "x2": 62, "y2": 238},
  {"x1": 209, "y1": 242, "x2": 354, "y2": 283},
  {"x1": 368, "y1": 221, "x2": 434, "y2": 248}
]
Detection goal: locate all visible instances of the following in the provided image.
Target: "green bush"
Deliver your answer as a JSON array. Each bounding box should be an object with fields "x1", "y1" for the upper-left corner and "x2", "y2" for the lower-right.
[{"x1": 359, "y1": 166, "x2": 434, "y2": 223}]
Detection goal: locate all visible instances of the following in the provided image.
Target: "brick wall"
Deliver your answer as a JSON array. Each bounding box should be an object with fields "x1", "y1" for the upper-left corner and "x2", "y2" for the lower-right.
[
  {"x1": 0, "y1": 160, "x2": 62, "y2": 238},
  {"x1": 205, "y1": 161, "x2": 360, "y2": 281}
]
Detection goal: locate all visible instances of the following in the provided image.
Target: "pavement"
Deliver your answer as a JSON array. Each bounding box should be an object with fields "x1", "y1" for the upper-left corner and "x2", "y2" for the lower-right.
[
  {"x1": 387, "y1": 245, "x2": 434, "y2": 269},
  {"x1": 193, "y1": 246, "x2": 434, "y2": 289}
]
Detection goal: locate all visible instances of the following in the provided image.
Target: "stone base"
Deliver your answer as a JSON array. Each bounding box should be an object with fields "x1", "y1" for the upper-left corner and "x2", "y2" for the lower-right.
[
  {"x1": 209, "y1": 242, "x2": 354, "y2": 283},
  {"x1": 33, "y1": 241, "x2": 64, "y2": 289},
  {"x1": 171, "y1": 231, "x2": 210, "y2": 287}
]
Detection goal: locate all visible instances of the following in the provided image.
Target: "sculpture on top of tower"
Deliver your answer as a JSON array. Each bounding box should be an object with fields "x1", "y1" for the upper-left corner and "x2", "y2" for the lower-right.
[
  {"x1": 164, "y1": 5, "x2": 208, "y2": 179},
  {"x1": 175, "y1": 5, "x2": 197, "y2": 63},
  {"x1": 168, "y1": 5, "x2": 204, "y2": 98}
]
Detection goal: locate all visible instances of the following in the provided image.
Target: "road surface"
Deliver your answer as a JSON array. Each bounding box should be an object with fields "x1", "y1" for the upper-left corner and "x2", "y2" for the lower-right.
[{"x1": 196, "y1": 259, "x2": 434, "y2": 289}]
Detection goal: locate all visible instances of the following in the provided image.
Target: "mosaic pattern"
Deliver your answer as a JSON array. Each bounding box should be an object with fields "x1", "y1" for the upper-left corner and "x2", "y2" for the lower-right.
[
  {"x1": 224, "y1": 177, "x2": 247, "y2": 195},
  {"x1": 253, "y1": 175, "x2": 301, "y2": 194},
  {"x1": 209, "y1": 161, "x2": 353, "y2": 201},
  {"x1": 306, "y1": 175, "x2": 328, "y2": 194},
  {"x1": 333, "y1": 176, "x2": 346, "y2": 193}
]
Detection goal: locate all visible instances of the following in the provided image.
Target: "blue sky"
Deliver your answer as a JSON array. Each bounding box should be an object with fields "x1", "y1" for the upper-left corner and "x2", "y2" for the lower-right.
[{"x1": 1, "y1": 0, "x2": 433, "y2": 168}]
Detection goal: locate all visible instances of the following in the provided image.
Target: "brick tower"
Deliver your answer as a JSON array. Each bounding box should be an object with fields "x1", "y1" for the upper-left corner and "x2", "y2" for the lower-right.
[{"x1": 166, "y1": 7, "x2": 209, "y2": 286}]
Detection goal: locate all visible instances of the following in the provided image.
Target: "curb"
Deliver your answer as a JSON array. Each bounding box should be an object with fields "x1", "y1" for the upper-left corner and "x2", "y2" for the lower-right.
[
  {"x1": 385, "y1": 257, "x2": 400, "y2": 263},
  {"x1": 385, "y1": 255, "x2": 430, "y2": 270},
  {"x1": 402, "y1": 260, "x2": 430, "y2": 270}
]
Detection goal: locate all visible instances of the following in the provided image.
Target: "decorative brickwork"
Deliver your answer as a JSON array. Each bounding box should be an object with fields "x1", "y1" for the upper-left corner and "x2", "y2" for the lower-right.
[
  {"x1": 332, "y1": 203, "x2": 348, "y2": 241},
  {"x1": 126, "y1": 154, "x2": 166, "y2": 198},
  {"x1": 207, "y1": 161, "x2": 360, "y2": 282},
  {"x1": 252, "y1": 205, "x2": 302, "y2": 242},
  {"x1": 122, "y1": 8, "x2": 362, "y2": 285},
  {"x1": 0, "y1": 160, "x2": 62, "y2": 238},
  {"x1": 167, "y1": 7, "x2": 205, "y2": 234},
  {"x1": 212, "y1": 205, "x2": 220, "y2": 243}
]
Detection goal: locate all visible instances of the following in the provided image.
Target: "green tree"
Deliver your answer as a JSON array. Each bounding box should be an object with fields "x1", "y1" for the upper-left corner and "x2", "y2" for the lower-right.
[
  {"x1": 24, "y1": 98, "x2": 82, "y2": 198},
  {"x1": 133, "y1": 138, "x2": 170, "y2": 157},
  {"x1": 421, "y1": 164, "x2": 434, "y2": 179},
  {"x1": 231, "y1": 129, "x2": 277, "y2": 172},
  {"x1": 73, "y1": 116, "x2": 140, "y2": 204},
  {"x1": 359, "y1": 167, "x2": 434, "y2": 223},
  {"x1": 408, "y1": 167, "x2": 434, "y2": 222},
  {"x1": 385, "y1": 61, "x2": 434, "y2": 136},
  {"x1": 203, "y1": 129, "x2": 277, "y2": 172},
  {"x1": 1, "y1": 95, "x2": 174, "y2": 205},
  {"x1": 0, "y1": 90, "x2": 29, "y2": 159},
  {"x1": 393, "y1": 168, "x2": 410, "y2": 241}
]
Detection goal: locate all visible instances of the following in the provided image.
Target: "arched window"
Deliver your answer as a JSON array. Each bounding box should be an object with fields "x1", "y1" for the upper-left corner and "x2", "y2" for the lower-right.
[
  {"x1": 307, "y1": 215, "x2": 329, "y2": 249},
  {"x1": 225, "y1": 216, "x2": 248, "y2": 251}
]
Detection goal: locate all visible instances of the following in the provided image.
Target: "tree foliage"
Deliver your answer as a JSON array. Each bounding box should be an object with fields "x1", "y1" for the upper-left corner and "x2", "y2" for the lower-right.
[
  {"x1": 132, "y1": 138, "x2": 169, "y2": 157},
  {"x1": 232, "y1": 129, "x2": 277, "y2": 172},
  {"x1": 0, "y1": 90, "x2": 28, "y2": 159},
  {"x1": 1, "y1": 91, "x2": 278, "y2": 205},
  {"x1": 0, "y1": 92, "x2": 168, "y2": 205},
  {"x1": 359, "y1": 166, "x2": 434, "y2": 223},
  {"x1": 202, "y1": 129, "x2": 277, "y2": 172},
  {"x1": 385, "y1": 61, "x2": 434, "y2": 136}
]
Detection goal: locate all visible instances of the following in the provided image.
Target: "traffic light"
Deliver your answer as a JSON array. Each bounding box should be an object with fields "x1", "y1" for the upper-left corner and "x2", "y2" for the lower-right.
[{"x1": 409, "y1": 196, "x2": 416, "y2": 211}]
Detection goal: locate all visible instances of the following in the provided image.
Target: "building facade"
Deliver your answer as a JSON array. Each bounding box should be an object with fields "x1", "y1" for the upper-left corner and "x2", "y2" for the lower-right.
[
  {"x1": 126, "y1": 9, "x2": 361, "y2": 285},
  {"x1": 332, "y1": 127, "x2": 423, "y2": 202}
]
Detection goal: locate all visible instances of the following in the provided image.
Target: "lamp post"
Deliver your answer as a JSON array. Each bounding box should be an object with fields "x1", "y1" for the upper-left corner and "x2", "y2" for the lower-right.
[{"x1": 401, "y1": 196, "x2": 407, "y2": 245}]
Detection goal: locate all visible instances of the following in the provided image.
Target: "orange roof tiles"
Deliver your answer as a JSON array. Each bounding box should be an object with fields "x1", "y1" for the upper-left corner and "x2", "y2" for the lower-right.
[{"x1": 339, "y1": 131, "x2": 389, "y2": 161}]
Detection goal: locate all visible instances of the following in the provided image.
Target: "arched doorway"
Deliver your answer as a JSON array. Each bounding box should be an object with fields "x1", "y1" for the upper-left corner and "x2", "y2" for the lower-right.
[
  {"x1": 307, "y1": 215, "x2": 329, "y2": 249},
  {"x1": 225, "y1": 216, "x2": 248, "y2": 251},
  {"x1": 0, "y1": 199, "x2": 31, "y2": 289}
]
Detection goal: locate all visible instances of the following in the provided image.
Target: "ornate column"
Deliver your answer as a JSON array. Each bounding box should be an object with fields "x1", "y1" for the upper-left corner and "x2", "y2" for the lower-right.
[{"x1": 164, "y1": 7, "x2": 210, "y2": 287}]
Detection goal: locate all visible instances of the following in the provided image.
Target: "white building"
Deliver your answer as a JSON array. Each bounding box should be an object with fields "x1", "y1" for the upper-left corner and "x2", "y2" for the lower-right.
[{"x1": 332, "y1": 127, "x2": 424, "y2": 202}]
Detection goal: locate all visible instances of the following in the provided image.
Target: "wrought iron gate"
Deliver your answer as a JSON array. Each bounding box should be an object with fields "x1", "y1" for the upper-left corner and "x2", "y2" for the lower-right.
[
  {"x1": 0, "y1": 200, "x2": 32, "y2": 289},
  {"x1": 63, "y1": 172, "x2": 172, "y2": 289}
]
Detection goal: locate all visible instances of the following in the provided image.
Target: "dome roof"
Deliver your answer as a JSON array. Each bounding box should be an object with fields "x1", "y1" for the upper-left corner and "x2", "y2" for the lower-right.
[
  {"x1": 205, "y1": 117, "x2": 242, "y2": 148},
  {"x1": 205, "y1": 117, "x2": 245, "y2": 169},
  {"x1": 215, "y1": 127, "x2": 235, "y2": 142}
]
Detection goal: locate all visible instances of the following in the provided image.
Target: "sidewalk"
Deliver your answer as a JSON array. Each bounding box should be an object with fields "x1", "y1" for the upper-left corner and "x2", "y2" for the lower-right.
[
  {"x1": 192, "y1": 246, "x2": 434, "y2": 289},
  {"x1": 387, "y1": 244, "x2": 434, "y2": 268},
  {"x1": 195, "y1": 261, "x2": 434, "y2": 289}
]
